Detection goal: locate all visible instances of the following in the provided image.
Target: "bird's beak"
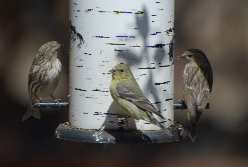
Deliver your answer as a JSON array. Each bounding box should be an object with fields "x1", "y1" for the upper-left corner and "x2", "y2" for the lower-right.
[
  {"x1": 177, "y1": 54, "x2": 186, "y2": 59},
  {"x1": 109, "y1": 68, "x2": 116, "y2": 73}
]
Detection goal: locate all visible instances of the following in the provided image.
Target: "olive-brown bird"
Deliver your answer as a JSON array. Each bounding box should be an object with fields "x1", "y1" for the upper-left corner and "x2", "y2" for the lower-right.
[
  {"x1": 22, "y1": 41, "x2": 62, "y2": 121},
  {"x1": 109, "y1": 63, "x2": 173, "y2": 136},
  {"x1": 178, "y1": 49, "x2": 213, "y2": 141}
]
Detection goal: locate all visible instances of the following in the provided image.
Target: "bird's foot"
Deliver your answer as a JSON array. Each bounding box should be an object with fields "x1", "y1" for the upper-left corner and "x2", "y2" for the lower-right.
[
  {"x1": 171, "y1": 121, "x2": 183, "y2": 128},
  {"x1": 117, "y1": 115, "x2": 130, "y2": 127},
  {"x1": 54, "y1": 99, "x2": 61, "y2": 103},
  {"x1": 54, "y1": 99, "x2": 61, "y2": 107},
  {"x1": 35, "y1": 98, "x2": 43, "y2": 107},
  {"x1": 51, "y1": 95, "x2": 61, "y2": 103},
  {"x1": 177, "y1": 100, "x2": 187, "y2": 110}
]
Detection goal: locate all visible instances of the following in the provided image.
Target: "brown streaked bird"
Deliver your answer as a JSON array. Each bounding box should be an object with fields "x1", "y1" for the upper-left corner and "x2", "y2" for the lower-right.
[
  {"x1": 109, "y1": 63, "x2": 173, "y2": 136},
  {"x1": 22, "y1": 41, "x2": 62, "y2": 121},
  {"x1": 178, "y1": 49, "x2": 213, "y2": 141}
]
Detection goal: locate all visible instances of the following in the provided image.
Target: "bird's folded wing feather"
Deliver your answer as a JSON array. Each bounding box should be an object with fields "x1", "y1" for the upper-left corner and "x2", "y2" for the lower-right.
[
  {"x1": 184, "y1": 65, "x2": 211, "y2": 106},
  {"x1": 116, "y1": 83, "x2": 164, "y2": 119}
]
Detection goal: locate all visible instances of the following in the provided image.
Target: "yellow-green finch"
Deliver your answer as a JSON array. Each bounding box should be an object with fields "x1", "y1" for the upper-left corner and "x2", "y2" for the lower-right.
[
  {"x1": 109, "y1": 63, "x2": 173, "y2": 136},
  {"x1": 178, "y1": 49, "x2": 213, "y2": 141}
]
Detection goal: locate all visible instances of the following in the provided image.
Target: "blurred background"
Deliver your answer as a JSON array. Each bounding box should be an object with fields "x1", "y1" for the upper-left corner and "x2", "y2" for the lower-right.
[{"x1": 1, "y1": 0, "x2": 248, "y2": 166}]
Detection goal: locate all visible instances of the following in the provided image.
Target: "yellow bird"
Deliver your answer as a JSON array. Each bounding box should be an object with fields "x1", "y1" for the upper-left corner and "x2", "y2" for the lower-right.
[{"x1": 109, "y1": 63, "x2": 173, "y2": 136}]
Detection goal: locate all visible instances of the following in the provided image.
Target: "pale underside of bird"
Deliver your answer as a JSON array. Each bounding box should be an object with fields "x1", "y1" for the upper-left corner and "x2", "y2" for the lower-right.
[{"x1": 22, "y1": 41, "x2": 62, "y2": 121}]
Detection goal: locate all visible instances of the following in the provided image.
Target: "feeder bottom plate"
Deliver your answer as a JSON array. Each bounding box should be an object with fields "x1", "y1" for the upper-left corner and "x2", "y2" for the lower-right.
[{"x1": 55, "y1": 122, "x2": 182, "y2": 143}]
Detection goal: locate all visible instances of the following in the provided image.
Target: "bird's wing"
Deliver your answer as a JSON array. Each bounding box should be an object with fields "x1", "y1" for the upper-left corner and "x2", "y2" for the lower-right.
[
  {"x1": 183, "y1": 64, "x2": 198, "y2": 105},
  {"x1": 116, "y1": 83, "x2": 164, "y2": 119},
  {"x1": 183, "y1": 64, "x2": 211, "y2": 122},
  {"x1": 184, "y1": 64, "x2": 211, "y2": 106}
]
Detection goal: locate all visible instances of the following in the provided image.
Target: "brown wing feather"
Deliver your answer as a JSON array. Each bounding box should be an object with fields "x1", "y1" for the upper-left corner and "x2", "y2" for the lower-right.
[
  {"x1": 116, "y1": 83, "x2": 164, "y2": 119},
  {"x1": 183, "y1": 63, "x2": 211, "y2": 122}
]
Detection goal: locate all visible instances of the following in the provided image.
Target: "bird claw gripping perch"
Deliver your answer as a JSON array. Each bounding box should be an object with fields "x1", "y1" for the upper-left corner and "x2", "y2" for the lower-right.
[
  {"x1": 54, "y1": 98, "x2": 62, "y2": 107},
  {"x1": 116, "y1": 115, "x2": 130, "y2": 127},
  {"x1": 54, "y1": 98, "x2": 61, "y2": 103},
  {"x1": 177, "y1": 100, "x2": 187, "y2": 110},
  {"x1": 35, "y1": 98, "x2": 43, "y2": 107}
]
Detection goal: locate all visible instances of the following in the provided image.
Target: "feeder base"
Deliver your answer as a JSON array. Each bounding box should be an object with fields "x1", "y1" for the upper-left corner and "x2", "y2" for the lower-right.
[{"x1": 55, "y1": 122, "x2": 183, "y2": 143}]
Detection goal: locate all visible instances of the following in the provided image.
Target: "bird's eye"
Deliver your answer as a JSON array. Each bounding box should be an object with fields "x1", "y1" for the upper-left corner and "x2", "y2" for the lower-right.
[
  {"x1": 187, "y1": 55, "x2": 192, "y2": 58},
  {"x1": 119, "y1": 70, "x2": 124, "y2": 72}
]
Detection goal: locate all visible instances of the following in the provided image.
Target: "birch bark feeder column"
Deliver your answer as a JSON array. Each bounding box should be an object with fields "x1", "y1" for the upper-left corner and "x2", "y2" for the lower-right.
[{"x1": 55, "y1": 0, "x2": 182, "y2": 143}]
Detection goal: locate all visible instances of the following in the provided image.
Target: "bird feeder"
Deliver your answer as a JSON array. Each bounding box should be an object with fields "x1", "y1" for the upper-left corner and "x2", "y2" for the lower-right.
[{"x1": 54, "y1": 0, "x2": 182, "y2": 143}]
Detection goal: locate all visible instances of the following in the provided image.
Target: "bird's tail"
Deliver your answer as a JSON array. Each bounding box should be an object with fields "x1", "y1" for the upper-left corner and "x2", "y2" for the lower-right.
[
  {"x1": 146, "y1": 111, "x2": 174, "y2": 137},
  {"x1": 185, "y1": 113, "x2": 197, "y2": 141},
  {"x1": 22, "y1": 103, "x2": 41, "y2": 121},
  {"x1": 189, "y1": 123, "x2": 197, "y2": 142}
]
